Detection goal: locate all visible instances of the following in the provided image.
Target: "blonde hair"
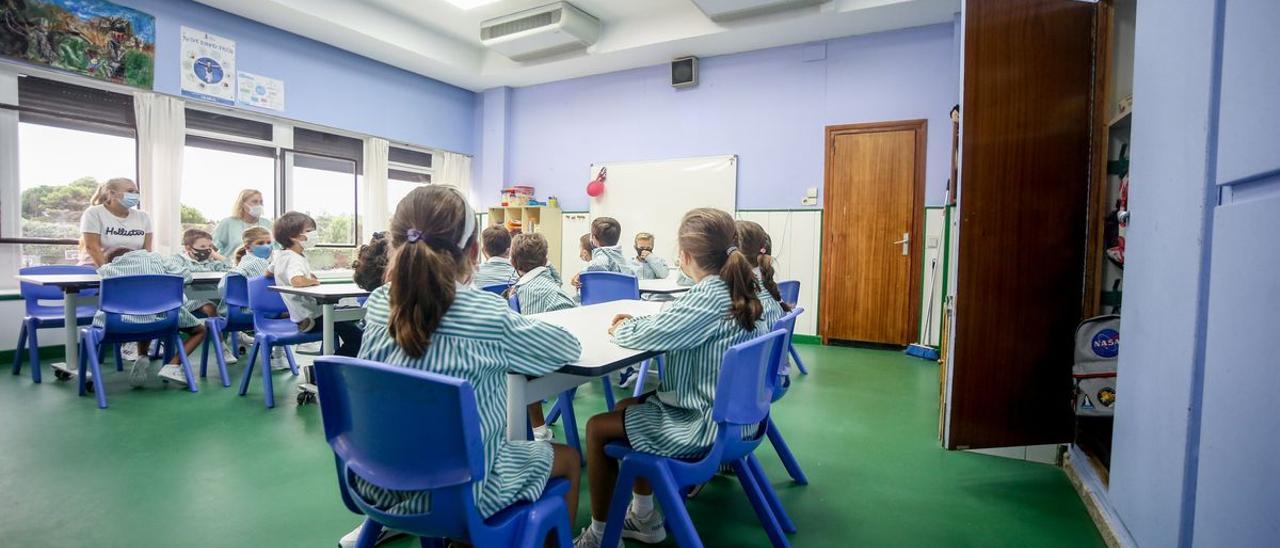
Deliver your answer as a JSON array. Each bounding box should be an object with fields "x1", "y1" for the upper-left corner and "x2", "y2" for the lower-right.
[
  {"x1": 90, "y1": 178, "x2": 136, "y2": 206},
  {"x1": 234, "y1": 226, "x2": 271, "y2": 265},
  {"x1": 231, "y1": 189, "x2": 263, "y2": 219}
]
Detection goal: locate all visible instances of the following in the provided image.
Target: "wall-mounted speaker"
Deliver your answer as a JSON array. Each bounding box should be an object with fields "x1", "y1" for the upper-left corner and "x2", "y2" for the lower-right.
[{"x1": 672, "y1": 56, "x2": 698, "y2": 88}]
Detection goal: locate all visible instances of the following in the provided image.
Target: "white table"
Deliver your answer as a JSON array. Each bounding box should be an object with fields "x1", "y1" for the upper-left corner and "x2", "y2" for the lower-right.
[
  {"x1": 507, "y1": 299, "x2": 666, "y2": 440},
  {"x1": 15, "y1": 271, "x2": 225, "y2": 378},
  {"x1": 267, "y1": 283, "x2": 370, "y2": 401},
  {"x1": 638, "y1": 274, "x2": 693, "y2": 296}
]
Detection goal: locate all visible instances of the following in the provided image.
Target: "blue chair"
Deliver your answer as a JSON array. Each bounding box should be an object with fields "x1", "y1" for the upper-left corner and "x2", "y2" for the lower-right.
[
  {"x1": 579, "y1": 271, "x2": 666, "y2": 398},
  {"x1": 480, "y1": 283, "x2": 510, "y2": 296},
  {"x1": 14, "y1": 265, "x2": 115, "y2": 383},
  {"x1": 314, "y1": 356, "x2": 573, "y2": 548},
  {"x1": 78, "y1": 275, "x2": 198, "y2": 409},
  {"x1": 601, "y1": 329, "x2": 795, "y2": 548},
  {"x1": 237, "y1": 276, "x2": 310, "y2": 408},
  {"x1": 507, "y1": 292, "x2": 521, "y2": 313},
  {"x1": 767, "y1": 308, "x2": 809, "y2": 485},
  {"x1": 775, "y1": 280, "x2": 809, "y2": 375},
  {"x1": 199, "y1": 273, "x2": 252, "y2": 388}
]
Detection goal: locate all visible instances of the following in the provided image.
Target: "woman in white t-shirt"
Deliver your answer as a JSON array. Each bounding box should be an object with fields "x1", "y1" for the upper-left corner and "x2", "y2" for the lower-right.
[{"x1": 78, "y1": 178, "x2": 153, "y2": 266}]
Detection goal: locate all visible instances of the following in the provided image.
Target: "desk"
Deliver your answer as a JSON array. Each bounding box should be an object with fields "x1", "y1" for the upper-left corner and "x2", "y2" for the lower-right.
[
  {"x1": 638, "y1": 274, "x2": 692, "y2": 296},
  {"x1": 16, "y1": 271, "x2": 225, "y2": 378},
  {"x1": 268, "y1": 283, "x2": 370, "y2": 401},
  {"x1": 507, "y1": 299, "x2": 665, "y2": 440}
]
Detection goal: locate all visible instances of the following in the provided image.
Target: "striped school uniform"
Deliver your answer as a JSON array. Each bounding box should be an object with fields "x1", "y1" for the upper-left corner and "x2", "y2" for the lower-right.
[
  {"x1": 94, "y1": 250, "x2": 200, "y2": 329},
  {"x1": 612, "y1": 276, "x2": 765, "y2": 458},
  {"x1": 513, "y1": 266, "x2": 576, "y2": 315},
  {"x1": 473, "y1": 257, "x2": 517, "y2": 288},
  {"x1": 349, "y1": 284, "x2": 582, "y2": 518},
  {"x1": 176, "y1": 253, "x2": 229, "y2": 313},
  {"x1": 584, "y1": 245, "x2": 638, "y2": 277},
  {"x1": 629, "y1": 255, "x2": 671, "y2": 280},
  {"x1": 755, "y1": 267, "x2": 784, "y2": 330}
]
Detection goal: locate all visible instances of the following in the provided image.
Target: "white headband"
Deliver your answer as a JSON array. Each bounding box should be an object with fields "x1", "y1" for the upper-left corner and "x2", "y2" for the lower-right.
[{"x1": 445, "y1": 185, "x2": 475, "y2": 249}]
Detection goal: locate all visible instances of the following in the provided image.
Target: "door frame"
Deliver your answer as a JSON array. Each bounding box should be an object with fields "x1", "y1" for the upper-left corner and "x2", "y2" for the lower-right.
[{"x1": 819, "y1": 119, "x2": 927, "y2": 345}]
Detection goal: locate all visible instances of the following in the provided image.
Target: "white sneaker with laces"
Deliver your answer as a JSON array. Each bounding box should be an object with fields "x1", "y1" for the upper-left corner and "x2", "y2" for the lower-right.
[
  {"x1": 221, "y1": 342, "x2": 238, "y2": 364},
  {"x1": 337, "y1": 522, "x2": 405, "y2": 548},
  {"x1": 158, "y1": 363, "x2": 188, "y2": 386},
  {"x1": 128, "y1": 358, "x2": 151, "y2": 387},
  {"x1": 270, "y1": 348, "x2": 290, "y2": 371},
  {"x1": 121, "y1": 343, "x2": 140, "y2": 361},
  {"x1": 533, "y1": 425, "x2": 554, "y2": 442},
  {"x1": 573, "y1": 526, "x2": 623, "y2": 548},
  {"x1": 622, "y1": 507, "x2": 667, "y2": 544}
]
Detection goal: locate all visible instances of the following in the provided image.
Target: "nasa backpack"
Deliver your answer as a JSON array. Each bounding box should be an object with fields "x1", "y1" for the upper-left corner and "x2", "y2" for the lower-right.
[{"x1": 1073, "y1": 315, "x2": 1120, "y2": 417}]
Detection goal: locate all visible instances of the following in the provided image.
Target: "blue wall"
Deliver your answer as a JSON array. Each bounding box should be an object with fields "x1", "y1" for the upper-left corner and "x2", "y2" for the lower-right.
[
  {"x1": 114, "y1": 0, "x2": 476, "y2": 154},
  {"x1": 479, "y1": 23, "x2": 957, "y2": 211}
]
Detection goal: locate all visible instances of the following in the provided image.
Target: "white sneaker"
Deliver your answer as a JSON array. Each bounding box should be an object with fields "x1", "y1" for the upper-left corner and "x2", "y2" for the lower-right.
[
  {"x1": 618, "y1": 367, "x2": 638, "y2": 388},
  {"x1": 298, "y1": 341, "x2": 322, "y2": 354},
  {"x1": 573, "y1": 526, "x2": 623, "y2": 548},
  {"x1": 129, "y1": 358, "x2": 152, "y2": 387},
  {"x1": 221, "y1": 341, "x2": 238, "y2": 364},
  {"x1": 533, "y1": 425, "x2": 555, "y2": 442},
  {"x1": 622, "y1": 507, "x2": 667, "y2": 544},
  {"x1": 121, "y1": 343, "x2": 140, "y2": 361},
  {"x1": 270, "y1": 349, "x2": 290, "y2": 371},
  {"x1": 337, "y1": 522, "x2": 405, "y2": 548},
  {"x1": 158, "y1": 363, "x2": 188, "y2": 386}
]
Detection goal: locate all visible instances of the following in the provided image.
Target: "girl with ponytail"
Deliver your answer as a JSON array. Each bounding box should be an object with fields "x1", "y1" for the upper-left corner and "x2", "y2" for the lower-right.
[
  {"x1": 736, "y1": 220, "x2": 792, "y2": 327},
  {"x1": 341, "y1": 185, "x2": 583, "y2": 544},
  {"x1": 576, "y1": 208, "x2": 765, "y2": 547}
]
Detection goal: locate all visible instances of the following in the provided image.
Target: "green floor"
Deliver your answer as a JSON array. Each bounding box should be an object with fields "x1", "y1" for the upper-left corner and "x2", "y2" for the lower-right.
[{"x1": 0, "y1": 345, "x2": 1102, "y2": 547}]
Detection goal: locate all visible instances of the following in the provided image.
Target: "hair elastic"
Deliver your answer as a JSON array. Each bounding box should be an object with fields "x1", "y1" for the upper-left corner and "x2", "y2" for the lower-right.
[
  {"x1": 405, "y1": 228, "x2": 423, "y2": 243},
  {"x1": 726, "y1": 246, "x2": 738, "y2": 256}
]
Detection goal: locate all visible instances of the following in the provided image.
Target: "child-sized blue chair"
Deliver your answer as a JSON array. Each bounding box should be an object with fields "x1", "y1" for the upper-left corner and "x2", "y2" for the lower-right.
[
  {"x1": 480, "y1": 283, "x2": 510, "y2": 296},
  {"x1": 767, "y1": 308, "x2": 809, "y2": 485},
  {"x1": 199, "y1": 273, "x2": 253, "y2": 388},
  {"x1": 238, "y1": 275, "x2": 310, "y2": 409},
  {"x1": 775, "y1": 280, "x2": 809, "y2": 375},
  {"x1": 78, "y1": 275, "x2": 198, "y2": 409},
  {"x1": 314, "y1": 356, "x2": 573, "y2": 548},
  {"x1": 579, "y1": 271, "x2": 665, "y2": 398},
  {"x1": 601, "y1": 329, "x2": 796, "y2": 548},
  {"x1": 14, "y1": 265, "x2": 115, "y2": 383}
]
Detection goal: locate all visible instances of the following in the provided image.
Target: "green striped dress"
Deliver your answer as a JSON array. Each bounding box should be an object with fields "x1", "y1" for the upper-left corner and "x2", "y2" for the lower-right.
[
  {"x1": 473, "y1": 257, "x2": 517, "y2": 288},
  {"x1": 176, "y1": 253, "x2": 229, "y2": 313},
  {"x1": 756, "y1": 268, "x2": 784, "y2": 330},
  {"x1": 513, "y1": 266, "x2": 576, "y2": 315},
  {"x1": 350, "y1": 284, "x2": 582, "y2": 518},
  {"x1": 94, "y1": 250, "x2": 200, "y2": 329},
  {"x1": 612, "y1": 276, "x2": 765, "y2": 458}
]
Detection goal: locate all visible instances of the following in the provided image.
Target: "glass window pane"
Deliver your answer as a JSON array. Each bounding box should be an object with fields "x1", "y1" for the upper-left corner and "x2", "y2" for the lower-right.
[
  {"x1": 180, "y1": 144, "x2": 277, "y2": 236},
  {"x1": 388, "y1": 171, "x2": 430, "y2": 213},
  {"x1": 17, "y1": 122, "x2": 136, "y2": 265},
  {"x1": 290, "y1": 152, "x2": 357, "y2": 248}
]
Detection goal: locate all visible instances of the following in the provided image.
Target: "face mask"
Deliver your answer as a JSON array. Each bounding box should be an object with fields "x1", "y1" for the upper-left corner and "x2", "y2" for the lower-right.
[
  {"x1": 120, "y1": 192, "x2": 140, "y2": 208},
  {"x1": 191, "y1": 248, "x2": 212, "y2": 261},
  {"x1": 250, "y1": 244, "x2": 272, "y2": 259},
  {"x1": 247, "y1": 204, "x2": 264, "y2": 218},
  {"x1": 299, "y1": 230, "x2": 318, "y2": 250}
]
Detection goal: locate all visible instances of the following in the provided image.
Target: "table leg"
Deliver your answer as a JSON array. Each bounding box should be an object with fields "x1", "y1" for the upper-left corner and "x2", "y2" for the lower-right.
[
  {"x1": 322, "y1": 303, "x2": 335, "y2": 355},
  {"x1": 507, "y1": 373, "x2": 529, "y2": 441},
  {"x1": 297, "y1": 302, "x2": 336, "y2": 402},
  {"x1": 51, "y1": 290, "x2": 80, "y2": 378}
]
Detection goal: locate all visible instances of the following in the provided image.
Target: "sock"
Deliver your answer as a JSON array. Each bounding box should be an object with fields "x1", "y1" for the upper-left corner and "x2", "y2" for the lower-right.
[
  {"x1": 533, "y1": 425, "x2": 549, "y2": 438},
  {"x1": 590, "y1": 518, "x2": 607, "y2": 535},
  {"x1": 630, "y1": 493, "x2": 654, "y2": 515}
]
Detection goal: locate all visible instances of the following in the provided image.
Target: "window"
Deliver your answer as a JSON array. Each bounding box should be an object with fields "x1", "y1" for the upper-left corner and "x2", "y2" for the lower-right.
[
  {"x1": 388, "y1": 145, "x2": 433, "y2": 212},
  {"x1": 285, "y1": 149, "x2": 359, "y2": 270},
  {"x1": 180, "y1": 137, "x2": 277, "y2": 235},
  {"x1": 9, "y1": 77, "x2": 137, "y2": 266}
]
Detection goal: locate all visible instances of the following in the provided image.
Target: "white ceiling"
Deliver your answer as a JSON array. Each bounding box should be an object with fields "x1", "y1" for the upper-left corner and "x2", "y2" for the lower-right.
[{"x1": 195, "y1": 0, "x2": 959, "y2": 91}]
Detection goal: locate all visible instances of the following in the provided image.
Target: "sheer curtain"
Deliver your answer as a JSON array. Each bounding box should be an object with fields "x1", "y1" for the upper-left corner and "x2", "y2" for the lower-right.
[
  {"x1": 133, "y1": 92, "x2": 185, "y2": 255},
  {"x1": 363, "y1": 137, "x2": 390, "y2": 235},
  {"x1": 434, "y1": 150, "x2": 474, "y2": 204}
]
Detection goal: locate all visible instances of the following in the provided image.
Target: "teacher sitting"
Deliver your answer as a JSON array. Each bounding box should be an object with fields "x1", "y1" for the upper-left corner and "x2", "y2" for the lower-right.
[
  {"x1": 78, "y1": 178, "x2": 152, "y2": 267},
  {"x1": 212, "y1": 189, "x2": 272, "y2": 259}
]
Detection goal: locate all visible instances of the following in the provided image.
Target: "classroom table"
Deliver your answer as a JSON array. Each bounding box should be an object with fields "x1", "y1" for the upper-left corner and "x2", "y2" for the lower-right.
[
  {"x1": 507, "y1": 299, "x2": 666, "y2": 440},
  {"x1": 267, "y1": 283, "x2": 370, "y2": 402},
  {"x1": 14, "y1": 271, "x2": 225, "y2": 379},
  {"x1": 638, "y1": 273, "x2": 692, "y2": 296}
]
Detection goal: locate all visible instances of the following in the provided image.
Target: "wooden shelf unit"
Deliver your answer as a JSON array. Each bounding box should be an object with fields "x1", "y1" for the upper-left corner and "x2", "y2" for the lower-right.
[{"x1": 487, "y1": 205, "x2": 564, "y2": 273}]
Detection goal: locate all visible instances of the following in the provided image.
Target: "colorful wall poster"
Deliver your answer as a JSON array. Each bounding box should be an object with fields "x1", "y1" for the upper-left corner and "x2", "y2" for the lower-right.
[
  {"x1": 0, "y1": 0, "x2": 156, "y2": 88},
  {"x1": 237, "y1": 71, "x2": 284, "y2": 111},
  {"x1": 180, "y1": 26, "x2": 235, "y2": 105}
]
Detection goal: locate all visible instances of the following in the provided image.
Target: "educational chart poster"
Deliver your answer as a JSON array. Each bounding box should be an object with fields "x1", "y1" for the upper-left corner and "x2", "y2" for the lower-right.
[
  {"x1": 237, "y1": 71, "x2": 284, "y2": 111},
  {"x1": 180, "y1": 26, "x2": 235, "y2": 105},
  {"x1": 0, "y1": 0, "x2": 156, "y2": 88}
]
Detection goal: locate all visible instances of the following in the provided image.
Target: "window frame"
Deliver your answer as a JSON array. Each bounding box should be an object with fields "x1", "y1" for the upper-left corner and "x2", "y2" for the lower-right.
[{"x1": 281, "y1": 149, "x2": 361, "y2": 249}]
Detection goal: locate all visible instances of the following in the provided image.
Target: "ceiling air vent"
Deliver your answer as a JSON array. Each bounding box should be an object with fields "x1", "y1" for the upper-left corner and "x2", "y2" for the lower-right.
[
  {"x1": 480, "y1": 2, "x2": 600, "y2": 62},
  {"x1": 690, "y1": 0, "x2": 826, "y2": 22}
]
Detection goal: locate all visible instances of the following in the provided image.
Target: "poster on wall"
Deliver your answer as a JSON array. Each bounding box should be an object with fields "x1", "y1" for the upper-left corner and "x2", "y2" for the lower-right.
[
  {"x1": 180, "y1": 26, "x2": 235, "y2": 105},
  {"x1": 0, "y1": 0, "x2": 155, "y2": 88},
  {"x1": 237, "y1": 71, "x2": 284, "y2": 111}
]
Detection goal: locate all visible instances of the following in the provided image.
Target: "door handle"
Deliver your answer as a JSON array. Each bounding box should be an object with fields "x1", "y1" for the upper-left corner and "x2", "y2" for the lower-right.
[{"x1": 893, "y1": 232, "x2": 909, "y2": 256}]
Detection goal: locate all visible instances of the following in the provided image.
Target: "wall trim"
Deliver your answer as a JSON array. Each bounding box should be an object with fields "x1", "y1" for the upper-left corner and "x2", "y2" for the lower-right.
[
  {"x1": 0, "y1": 343, "x2": 65, "y2": 365},
  {"x1": 1065, "y1": 444, "x2": 1138, "y2": 548},
  {"x1": 792, "y1": 334, "x2": 821, "y2": 345}
]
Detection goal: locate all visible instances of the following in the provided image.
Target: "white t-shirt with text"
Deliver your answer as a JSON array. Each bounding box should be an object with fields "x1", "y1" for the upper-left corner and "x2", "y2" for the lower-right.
[{"x1": 78, "y1": 205, "x2": 152, "y2": 265}]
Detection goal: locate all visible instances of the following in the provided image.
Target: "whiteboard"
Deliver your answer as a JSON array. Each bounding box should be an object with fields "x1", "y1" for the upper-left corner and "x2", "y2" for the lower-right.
[{"x1": 588, "y1": 155, "x2": 737, "y2": 264}]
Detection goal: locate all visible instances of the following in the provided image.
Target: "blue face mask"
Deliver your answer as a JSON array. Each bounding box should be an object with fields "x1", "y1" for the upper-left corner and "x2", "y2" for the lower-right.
[
  {"x1": 120, "y1": 192, "x2": 140, "y2": 208},
  {"x1": 250, "y1": 244, "x2": 272, "y2": 259}
]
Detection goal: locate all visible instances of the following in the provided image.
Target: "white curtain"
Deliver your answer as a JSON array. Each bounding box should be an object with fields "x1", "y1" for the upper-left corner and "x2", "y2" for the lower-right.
[
  {"x1": 434, "y1": 150, "x2": 474, "y2": 205},
  {"x1": 134, "y1": 93, "x2": 185, "y2": 255},
  {"x1": 363, "y1": 137, "x2": 390, "y2": 235}
]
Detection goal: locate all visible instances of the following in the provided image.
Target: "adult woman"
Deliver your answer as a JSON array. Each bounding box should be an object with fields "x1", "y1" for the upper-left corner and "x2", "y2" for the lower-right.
[
  {"x1": 78, "y1": 178, "x2": 152, "y2": 267},
  {"x1": 212, "y1": 189, "x2": 272, "y2": 258}
]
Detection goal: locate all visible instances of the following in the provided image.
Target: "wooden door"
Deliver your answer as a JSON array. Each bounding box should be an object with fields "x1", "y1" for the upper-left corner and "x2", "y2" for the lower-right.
[
  {"x1": 947, "y1": 0, "x2": 1096, "y2": 449},
  {"x1": 820, "y1": 120, "x2": 925, "y2": 346}
]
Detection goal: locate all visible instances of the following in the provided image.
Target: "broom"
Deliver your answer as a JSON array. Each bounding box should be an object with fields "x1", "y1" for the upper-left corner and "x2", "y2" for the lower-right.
[{"x1": 906, "y1": 256, "x2": 942, "y2": 361}]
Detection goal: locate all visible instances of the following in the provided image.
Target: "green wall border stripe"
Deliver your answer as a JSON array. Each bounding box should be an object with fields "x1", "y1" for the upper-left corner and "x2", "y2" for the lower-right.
[
  {"x1": 1, "y1": 345, "x2": 65, "y2": 365},
  {"x1": 792, "y1": 334, "x2": 821, "y2": 345},
  {"x1": 0, "y1": 292, "x2": 24, "y2": 302}
]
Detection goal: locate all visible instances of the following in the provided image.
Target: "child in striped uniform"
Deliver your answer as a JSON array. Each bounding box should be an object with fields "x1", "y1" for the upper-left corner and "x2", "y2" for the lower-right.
[
  {"x1": 509, "y1": 232, "x2": 578, "y2": 442},
  {"x1": 472, "y1": 224, "x2": 517, "y2": 289},
  {"x1": 220, "y1": 227, "x2": 288, "y2": 370},
  {"x1": 575, "y1": 208, "x2": 766, "y2": 548},
  {"x1": 627, "y1": 232, "x2": 671, "y2": 280},
  {"x1": 97, "y1": 248, "x2": 208, "y2": 387},
  {"x1": 176, "y1": 228, "x2": 229, "y2": 318},
  {"x1": 571, "y1": 217, "x2": 638, "y2": 289},
  {"x1": 338, "y1": 185, "x2": 584, "y2": 548}
]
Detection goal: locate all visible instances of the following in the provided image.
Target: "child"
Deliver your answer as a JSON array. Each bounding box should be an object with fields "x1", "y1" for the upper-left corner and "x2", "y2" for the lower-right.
[
  {"x1": 578, "y1": 233, "x2": 593, "y2": 263},
  {"x1": 177, "y1": 228, "x2": 229, "y2": 318},
  {"x1": 351, "y1": 231, "x2": 390, "y2": 292},
  {"x1": 509, "y1": 232, "x2": 579, "y2": 442},
  {"x1": 273, "y1": 212, "x2": 362, "y2": 357},
  {"x1": 221, "y1": 226, "x2": 287, "y2": 370},
  {"x1": 575, "y1": 208, "x2": 765, "y2": 547},
  {"x1": 627, "y1": 232, "x2": 671, "y2": 280},
  {"x1": 571, "y1": 217, "x2": 636, "y2": 288},
  {"x1": 736, "y1": 220, "x2": 791, "y2": 329},
  {"x1": 472, "y1": 224, "x2": 517, "y2": 288},
  {"x1": 338, "y1": 185, "x2": 583, "y2": 547},
  {"x1": 97, "y1": 248, "x2": 209, "y2": 387}
]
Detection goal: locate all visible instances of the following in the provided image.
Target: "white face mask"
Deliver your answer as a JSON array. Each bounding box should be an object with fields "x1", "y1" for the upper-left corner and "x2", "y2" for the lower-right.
[
  {"x1": 299, "y1": 230, "x2": 318, "y2": 250},
  {"x1": 247, "y1": 204, "x2": 264, "y2": 218}
]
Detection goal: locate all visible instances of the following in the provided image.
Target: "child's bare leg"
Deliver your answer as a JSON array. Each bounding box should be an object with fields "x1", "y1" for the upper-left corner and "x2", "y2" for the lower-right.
[
  {"x1": 137, "y1": 340, "x2": 151, "y2": 358},
  {"x1": 174, "y1": 325, "x2": 206, "y2": 364},
  {"x1": 584, "y1": 410, "x2": 627, "y2": 521},
  {"x1": 609, "y1": 398, "x2": 652, "y2": 495},
  {"x1": 529, "y1": 402, "x2": 546, "y2": 428},
  {"x1": 200, "y1": 303, "x2": 217, "y2": 318},
  {"x1": 549, "y1": 443, "x2": 581, "y2": 525}
]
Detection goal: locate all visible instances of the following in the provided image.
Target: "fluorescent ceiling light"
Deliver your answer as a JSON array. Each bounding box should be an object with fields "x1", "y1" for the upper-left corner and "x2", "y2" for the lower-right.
[{"x1": 442, "y1": 0, "x2": 500, "y2": 9}]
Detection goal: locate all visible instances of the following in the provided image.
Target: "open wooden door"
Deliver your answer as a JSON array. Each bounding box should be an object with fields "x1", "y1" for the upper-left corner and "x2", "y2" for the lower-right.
[{"x1": 947, "y1": 0, "x2": 1098, "y2": 449}]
